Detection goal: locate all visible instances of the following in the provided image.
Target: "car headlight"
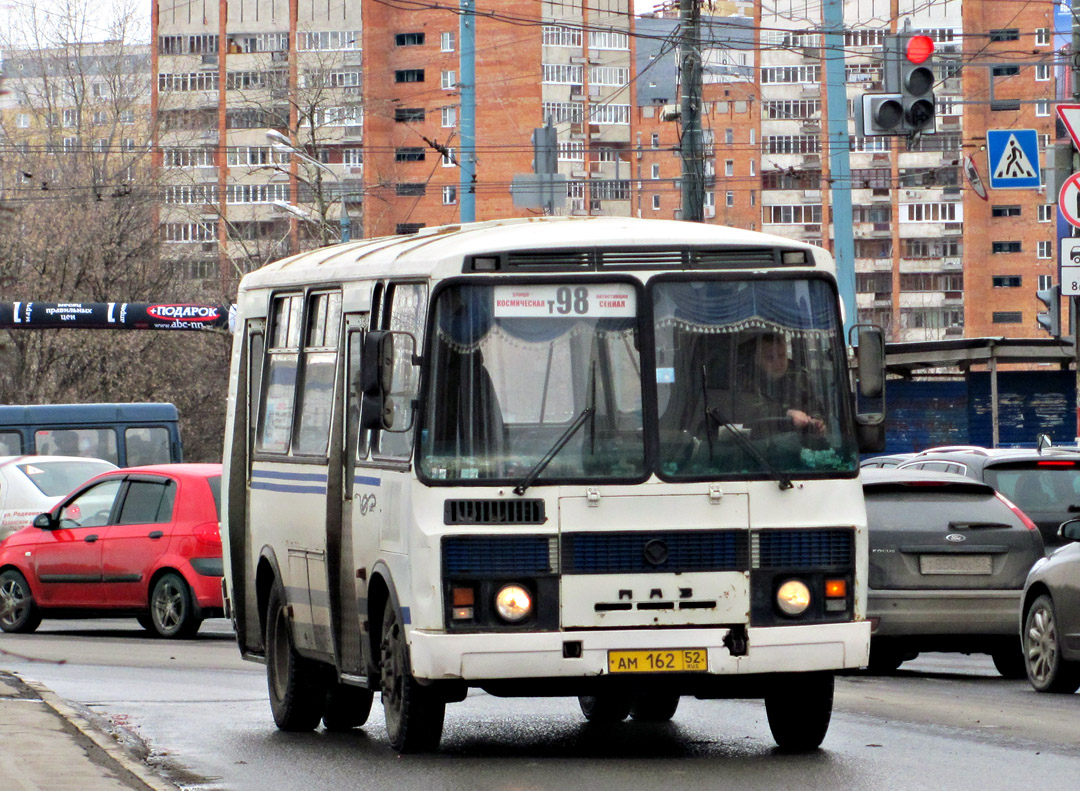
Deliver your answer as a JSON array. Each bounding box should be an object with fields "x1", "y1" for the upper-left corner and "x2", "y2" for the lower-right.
[
  {"x1": 494, "y1": 584, "x2": 532, "y2": 622},
  {"x1": 776, "y1": 579, "x2": 812, "y2": 616}
]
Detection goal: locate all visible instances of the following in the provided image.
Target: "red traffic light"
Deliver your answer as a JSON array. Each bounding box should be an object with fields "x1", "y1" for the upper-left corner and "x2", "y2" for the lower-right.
[{"x1": 906, "y1": 35, "x2": 935, "y2": 64}]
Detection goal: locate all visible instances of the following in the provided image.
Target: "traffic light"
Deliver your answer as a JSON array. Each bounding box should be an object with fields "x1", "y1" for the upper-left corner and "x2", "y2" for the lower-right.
[
  {"x1": 899, "y1": 34, "x2": 936, "y2": 132},
  {"x1": 860, "y1": 93, "x2": 904, "y2": 134},
  {"x1": 1037, "y1": 283, "x2": 1062, "y2": 337}
]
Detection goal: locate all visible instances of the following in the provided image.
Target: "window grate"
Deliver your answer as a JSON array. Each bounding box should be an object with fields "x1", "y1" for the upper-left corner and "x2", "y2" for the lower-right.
[
  {"x1": 755, "y1": 529, "x2": 853, "y2": 568},
  {"x1": 443, "y1": 498, "x2": 546, "y2": 525},
  {"x1": 561, "y1": 530, "x2": 749, "y2": 574}
]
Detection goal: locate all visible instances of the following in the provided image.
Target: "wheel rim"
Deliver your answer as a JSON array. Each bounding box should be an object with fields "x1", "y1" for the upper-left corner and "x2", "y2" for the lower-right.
[
  {"x1": 0, "y1": 577, "x2": 28, "y2": 627},
  {"x1": 380, "y1": 609, "x2": 404, "y2": 731},
  {"x1": 269, "y1": 605, "x2": 291, "y2": 701},
  {"x1": 1026, "y1": 602, "x2": 1058, "y2": 685},
  {"x1": 152, "y1": 577, "x2": 186, "y2": 633}
]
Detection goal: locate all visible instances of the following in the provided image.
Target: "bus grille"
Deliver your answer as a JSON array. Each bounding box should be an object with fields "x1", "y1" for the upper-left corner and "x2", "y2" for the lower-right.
[
  {"x1": 442, "y1": 535, "x2": 555, "y2": 576},
  {"x1": 754, "y1": 529, "x2": 853, "y2": 569},
  {"x1": 443, "y1": 498, "x2": 546, "y2": 525},
  {"x1": 561, "y1": 530, "x2": 748, "y2": 574}
]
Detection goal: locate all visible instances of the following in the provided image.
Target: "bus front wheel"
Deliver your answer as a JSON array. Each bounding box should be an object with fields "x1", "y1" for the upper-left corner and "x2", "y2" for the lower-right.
[
  {"x1": 764, "y1": 671, "x2": 834, "y2": 752},
  {"x1": 265, "y1": 584, "x2": 327, "y2": 731},
  {"x1": 379, "y1": 599, "x2": 445, "y2": 752}
]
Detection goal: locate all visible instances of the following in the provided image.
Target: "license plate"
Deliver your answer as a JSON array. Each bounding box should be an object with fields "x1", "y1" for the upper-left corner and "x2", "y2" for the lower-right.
[
  {"x1": 919, "y1": 554, "x2": 993, "y2": 575},
  {"x1": 608, "y1": 648, "x2": 708, "y2": 674}
]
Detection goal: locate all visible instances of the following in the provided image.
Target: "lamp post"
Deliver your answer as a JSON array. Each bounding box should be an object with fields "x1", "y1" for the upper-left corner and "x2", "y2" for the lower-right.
[{"x1": 265, "y1": 131, "x2": 351, "y2": 243}]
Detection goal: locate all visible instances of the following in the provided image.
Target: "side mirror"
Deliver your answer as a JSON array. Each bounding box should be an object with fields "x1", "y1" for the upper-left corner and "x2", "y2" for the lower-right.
[
  {"x1": 33, "y1": 512, "x2": 57, "y2": 530},
  {"x1": 1060, "y1": 519, "x2": 1080, "y2": 543},
  {"x1": 855, "y1": 326, "x2": 884, "y2": 399},
  {"x1": 1036, "y1": 433, "x2": 1053, "y2": 453},
  {"x1": 358, "y1": 330, "x2": 418, "y2": 432},
  {"x1": 855, "y1": 414, "x2": 885, "y2": 453},
  {"x1": 359, "y1": 331, "x2": 394, "y2": 396}
]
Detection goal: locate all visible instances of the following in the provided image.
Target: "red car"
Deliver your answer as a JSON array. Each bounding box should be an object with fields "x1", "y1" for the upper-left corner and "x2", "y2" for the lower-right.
[{"x1": 0, "y1": 463, "x2": 223, "y2": 638}]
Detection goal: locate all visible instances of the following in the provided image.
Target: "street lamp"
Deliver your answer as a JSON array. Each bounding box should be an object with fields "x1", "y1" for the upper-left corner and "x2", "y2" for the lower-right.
[{"x1": 265, "y1": 131, "x2": 351, "y2": 243}]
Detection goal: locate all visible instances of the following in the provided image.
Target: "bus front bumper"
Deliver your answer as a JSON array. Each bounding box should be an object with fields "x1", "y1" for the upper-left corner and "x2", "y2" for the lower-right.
[{"x1": 408, "y1": 621, "x2": 870, "y2": 681}]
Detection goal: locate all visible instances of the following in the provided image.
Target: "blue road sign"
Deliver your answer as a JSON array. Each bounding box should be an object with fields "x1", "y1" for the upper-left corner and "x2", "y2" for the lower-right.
[{"x1": 987, "y1": 129, "x2": 1042, "y2": 189}]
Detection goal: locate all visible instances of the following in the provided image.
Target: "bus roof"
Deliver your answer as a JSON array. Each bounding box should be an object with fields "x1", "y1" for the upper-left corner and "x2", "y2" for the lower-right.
[
  {"x1": 0, "y1": 403, "x2": 179, "y2": 427},
  {"x1": 236, "y1": 216, "x2": 830, "y2": 294}
]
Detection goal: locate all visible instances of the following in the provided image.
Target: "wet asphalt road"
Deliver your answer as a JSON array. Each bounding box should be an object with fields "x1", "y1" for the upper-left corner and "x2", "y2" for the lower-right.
[{"x1": 1, "y1": 619, "x2": 1078, "y2": 791}]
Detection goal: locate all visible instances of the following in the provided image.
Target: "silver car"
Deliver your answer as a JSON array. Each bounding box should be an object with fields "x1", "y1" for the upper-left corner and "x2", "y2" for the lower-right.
[
  {"x1": 1020, "y1": 520, "x2": 1080, "y2": 692},
  {"x1": 863, "y1": 468, "x2": 1045, "y2": 676}
]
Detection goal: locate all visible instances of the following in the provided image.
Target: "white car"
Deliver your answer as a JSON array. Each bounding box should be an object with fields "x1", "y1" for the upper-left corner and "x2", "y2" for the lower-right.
[{"x1": 0, "y1": 456, "x2": 117, "y2": 541}]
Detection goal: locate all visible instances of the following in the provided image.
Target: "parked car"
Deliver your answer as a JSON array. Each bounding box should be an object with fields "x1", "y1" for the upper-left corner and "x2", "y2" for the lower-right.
[
  {"x1": 860, "y1": 453, "x2": 915, "y2": 469},
  {"x1": 0, "y1": 455, "x2": 117, "y2": 542},
  {"x1": 0, "y1": 463, "x2": 223, "y2": 638},
  {"x1": 898, "y1": 446, "x2": 1080, "y2": 550},
  {"x1": 862, "y1": 468, "x2": 1045, "y2": 675},
  {"x1": 1019, "y1": 519, "x2": 1080, "y2": 693}
]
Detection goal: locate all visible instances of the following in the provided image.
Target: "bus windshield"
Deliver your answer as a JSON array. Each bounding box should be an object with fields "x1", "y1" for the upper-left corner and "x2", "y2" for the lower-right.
[
  {"x1": 417, "y1": 276, "x2": 857, "y2": 485},
  {"x1": 653, "y1": 277, "x2": 857, "y2": 478},
  {"x1": 419, "y1": 282, "x2": 645, "y2": 483}
]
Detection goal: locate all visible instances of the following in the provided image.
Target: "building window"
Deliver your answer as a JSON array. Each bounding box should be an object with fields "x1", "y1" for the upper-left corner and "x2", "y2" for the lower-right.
[
  {"x1": 395, "y1": 69, "x2": 425, "y2": 83},
  {"x1": 396, "y1": 183, "x2": 426, "y2": 196},
  {"x1": 395, "y1": 147, "x2": 426, "y2": 162},
  {"x1": 543, "y1": 25, "x2": 582, "y2": 47},
  {"x1": 991, "y1": 205, "x2": 1021, "y2": 217},
  {"x1": 651, "y1": 164, "x2": 660, "y2": 179},
  {"x1": 991, "y1": 241, "x2": 1021, "y2": 254},
  {"x1": 652, "y1": 194, "x2": 660, "y2": 210},
  {"x1": 1036, "y1": 100, "x2": 1050, "y2": 116},
  {"x1": 993, "y1": 275, "x2": 1022, "y2": 288},
  {"x1": 441, "y1": 70, "x2": 456, "y2": 89},
  {"x1": 441, "y1": 106, "x2": 456, "y2": 127},
  {"x1": 749, "y1": 160, "x2": 755, "y2": 176},
  {"x1": 649, "y1": 133, "x2": 659, "y2": 149},
  {"x1": 442, "y1": 148, "x2": 455, "y2": 167},
  {"x1": 441, "y1": 31, "x2": 455, "y2": 51},
  {"x1": 396, "y1": 223, "x2": 424, "y2": 234},
  {"x1": 989, "y1": 29, "x2": 1020, "y2": 42},
  {"x1": 1038, "y1": 241, "x2": 1052, "y2": 259},
  {"x1": 725, "y1": 159, "x2": 734, "y2": 177},
  {"x1": 343, "y1": 148, "x2": 363, "y2": 166},
  {"x1": 119, "y1": 109, "x2": 135, "y2": 124},
  {"x1": 395, "y1": 32, "x2": 424, "y2": 46},
  {"x1": 394, "y1": 107, "x2": 425, "y2": 122},
  {"x1": 1036, "y1": 63, "x2": 1051, "y2": 81},
  {"x1": 1039, "y1": 274, "x2": 1053, "y2": 291},
  {"x1": 725, "y1": 128, "x2": 733, "y2": 145},
  {"x1": 991, "y1": 65, "x2": 1020, "y2": 77},
  {"x1": 442, "y1": 185, "x2": 457, "y2": 204},
  {"x1": 726, "y1": 191, "x2": 734, "y2": 207},
  {"x1": 16, "y1": 113, "x2": 29, "y2": 128},
  {"x1": 992, "y1": 311, "x2": 1023, "y2": 324},
  {"x1": 297, "y1": 31, "x2": 360, "y2": 50},
  {"x1": 1036, "y1": 27, "x2": 1050, "y2": 46},
  {"x1": 1038, "y1": 204, "x2": 1053, "y2": 222},
  {"x1": 750, "y1": 190, "x2": 756, "y2": 206}
]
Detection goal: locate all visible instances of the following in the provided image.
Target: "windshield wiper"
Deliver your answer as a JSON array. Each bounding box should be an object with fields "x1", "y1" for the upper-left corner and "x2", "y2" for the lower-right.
[
  {"x1": 707, "y1": 404, "x2": 793, "y2": 491},
  {"x1": 513, "y1": 406, "x2": 595, "y2": 496}
]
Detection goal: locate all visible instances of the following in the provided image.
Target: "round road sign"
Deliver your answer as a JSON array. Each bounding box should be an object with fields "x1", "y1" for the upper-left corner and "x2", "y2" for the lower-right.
[{"x1": 1059, "y1": 172, "x2": 1080, "y2": 228}]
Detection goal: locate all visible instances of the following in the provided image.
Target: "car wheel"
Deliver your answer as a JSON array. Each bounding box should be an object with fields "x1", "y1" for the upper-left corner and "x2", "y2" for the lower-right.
[
  {"x1": 1024, "y1": 594, "x2": 1080, "y2": 694},
  {"x1": 0, "y1": 569, "x2": 42, "y2": 634},
  {"x1": 866, "y1": 642, "x2": 906, "y2": 674},
  {"x1": 990, "y1": 641, "x2": 1027, "y2": 680},
  {"x1": 379, "y1": 599, "x2": 445, "y2": 752},
  {"x1": 578, "y1": 694, "x2": 632, "y2": 722},
  {"x1": 149, "y1": 572, "x2": 202, "y2": 638},
  {"x1": 323, "y1": 682, "x2": 374, "y2": 732},
  {"x1": 629, "y1": 693, "x2": 680, "y2": 722},
  {"x1": 265, "y1": 583, "x2": 327, "y2": 731},
  {"x1": 764, "y1": 671, "x2": 834, "y2": 752}
]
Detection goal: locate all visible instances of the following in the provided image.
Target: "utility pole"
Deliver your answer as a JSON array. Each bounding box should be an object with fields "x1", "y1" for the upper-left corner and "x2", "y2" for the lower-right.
[
  {"x1": 459, "y1": 0, "x2": 477, "y2": 223},
  {"x1": 679, "y1": 0, "x2": 704, "y2": 222},
  {"x1": 823, "y1": 0, "x2": 857, "y2": 339}
]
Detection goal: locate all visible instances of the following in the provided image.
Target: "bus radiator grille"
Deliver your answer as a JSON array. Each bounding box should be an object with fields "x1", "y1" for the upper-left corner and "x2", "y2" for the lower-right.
[
  {"x1": 443, "y1": 499, "x2": 546, "y2": 525},
  {"x1": 442, "y1": 535, "x2": 556, "y2": 576},
  {"x1": 561, "y1": 530, "x2": 748, "y2": 574},
  {"x1": 752, "y1": 529, "x2": 853, "y2": 569}
]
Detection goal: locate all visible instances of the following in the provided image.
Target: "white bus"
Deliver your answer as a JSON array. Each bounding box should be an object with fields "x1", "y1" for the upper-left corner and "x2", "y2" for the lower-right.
[{"x1": 221, "y1": 217, "x2": 886, "y2": 753}]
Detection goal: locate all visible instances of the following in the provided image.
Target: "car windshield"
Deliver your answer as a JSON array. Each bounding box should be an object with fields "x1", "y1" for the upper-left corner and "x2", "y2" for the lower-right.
[
  {"x1": 984, "y1": 462, "x2": 1080, "y2": 513},
  {"x1": 418, "y1": 282, "x2": 645, "y2": 483},
  {"x1": 653, "y1": 277, "x2": 857, "y2": 478},
  {"x1": 15, "y1": 459, "x2": 115, "y2": 497}
]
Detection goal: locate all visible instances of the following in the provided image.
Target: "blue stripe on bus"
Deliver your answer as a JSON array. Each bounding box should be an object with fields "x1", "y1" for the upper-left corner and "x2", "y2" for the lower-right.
[
  {"x1": 401, "y1": 606, "x2": 411, "y2": 625},
  {"x1": 354, "y1": 475, "x2": 381, "y2": 487},
  {"x1": 250, "y1": 481, "x2": 328, "y2": 495},
  {"x1": 252, "y1": 469, "x2": 328, "y2": 483}
]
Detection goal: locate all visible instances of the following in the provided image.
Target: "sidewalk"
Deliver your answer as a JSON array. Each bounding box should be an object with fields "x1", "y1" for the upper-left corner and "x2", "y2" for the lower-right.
[{"x1": 0, "y1": 670, "x2": 177, "y2": 791}]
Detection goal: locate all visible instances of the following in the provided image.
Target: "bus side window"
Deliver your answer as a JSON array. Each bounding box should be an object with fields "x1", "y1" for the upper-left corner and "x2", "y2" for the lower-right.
[
  {"x1": 0, "y1": 431, "x2": 21, "y2": 455},
  {"x1": 295, "y1": 291, "x2": 342, "y2": 456},
  {"x1": 124, "y1": 427, "x2": 171, "y2": 466},
  {"x1": 256, "y1": 293, "x2": 303, "y2": 454},
  {"x1": 347, "y1": 321, "x2": 370, "y2": 461},
  {"x1": 376, "y1": 282, "x2": 427, "y2": 460}
]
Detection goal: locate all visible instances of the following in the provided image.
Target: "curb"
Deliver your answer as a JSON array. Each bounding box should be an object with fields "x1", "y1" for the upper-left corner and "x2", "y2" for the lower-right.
[{"x1": 18, "y1": 675, "x2": 181, "y2": 791}]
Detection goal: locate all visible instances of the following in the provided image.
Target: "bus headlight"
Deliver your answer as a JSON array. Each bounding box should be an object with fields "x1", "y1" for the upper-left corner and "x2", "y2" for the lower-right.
[
  {"x1": 776, "y1": 579, "x2": 812, "y2": 616},
  {"x1": 494, "y1": 584, "x2": 532, "y2": 622}
]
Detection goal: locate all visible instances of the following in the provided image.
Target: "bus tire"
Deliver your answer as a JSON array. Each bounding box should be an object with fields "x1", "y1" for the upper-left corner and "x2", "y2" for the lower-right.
[
  {"x1": 630, "y1": 693, "x2": 680, "y2": 722},
  {"x1": 323, "y1": 682, "x2": 374, "y2": 731},
  {"x1": 379, "y1": 599, "x2": 444, "y2": 752},
  {"x1": 0, "y1": 569, "x2": 42, "y2": 634},
  {"x1": 149, "y1": 572, "x2": 202, "y2": 638},
  {"x1": 265, "y1": 584, "x2": 327, "y2": 731},
  {"x1": 578, "y1": 695, "x2": 631, "y2": 722},
  {"x1": 764, "y1": 671, "x2": 833, "y2": 752}
]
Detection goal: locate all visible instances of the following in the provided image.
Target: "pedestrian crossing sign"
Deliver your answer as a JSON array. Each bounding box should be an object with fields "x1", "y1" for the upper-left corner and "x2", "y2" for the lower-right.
[{"x1": 987, "y1": 129, "x2": 1042, "y2": 189}]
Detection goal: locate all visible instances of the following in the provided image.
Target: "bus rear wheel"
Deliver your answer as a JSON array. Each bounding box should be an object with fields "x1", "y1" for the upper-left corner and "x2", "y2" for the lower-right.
[
  {"x1": 265, "y1": 584, "x2": 327, "y2": 731},
  {"x1": 578, "y1": 695, "x2": 631, "y2": 722},
  {"x1": 379, "y1": 599, "x2": 444, "y2": 752},
  {"x1": 764, "y1": 671, "x2": 834, "y2": 752},
  {"x1": 630, "y1": 692, "x2": 680, "y2": 722}
]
